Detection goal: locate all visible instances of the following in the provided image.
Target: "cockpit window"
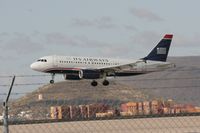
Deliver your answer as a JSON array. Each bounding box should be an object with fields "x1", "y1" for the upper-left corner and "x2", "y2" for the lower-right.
[{"x1": 37, "y1": 59, "x2": 47, "y2": 62}]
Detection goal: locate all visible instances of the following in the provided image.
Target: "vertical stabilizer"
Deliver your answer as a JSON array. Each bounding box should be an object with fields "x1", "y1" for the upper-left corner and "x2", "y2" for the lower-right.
[{"x1": 143, "y1": 34, "x2": 173, "y2": 62}]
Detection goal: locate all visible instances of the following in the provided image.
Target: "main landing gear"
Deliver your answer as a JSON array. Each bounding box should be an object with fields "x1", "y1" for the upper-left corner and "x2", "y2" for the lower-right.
[
  {"x1": 102, "y1": 80, "x2": 109, "y2": 86},
  {"x1": 91, "y1": 71, "x2": 110, "y2": 87},
  {"x1": 91, "y1": 80, "x2": 109, "y2": 87},
  {"x1": 91, "y1": 80, "x2": 98, "y2": 86}
]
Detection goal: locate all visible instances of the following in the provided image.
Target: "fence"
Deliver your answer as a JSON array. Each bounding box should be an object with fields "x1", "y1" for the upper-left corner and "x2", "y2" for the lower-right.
[{"x1": 0, "y1": 69, "x2": 200, "y2": 133}]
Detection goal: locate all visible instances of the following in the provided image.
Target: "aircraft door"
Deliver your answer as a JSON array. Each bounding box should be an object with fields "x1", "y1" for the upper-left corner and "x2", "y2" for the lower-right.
[{"x1": 53, "y1": 55, "x2": 58, "y2": 67}]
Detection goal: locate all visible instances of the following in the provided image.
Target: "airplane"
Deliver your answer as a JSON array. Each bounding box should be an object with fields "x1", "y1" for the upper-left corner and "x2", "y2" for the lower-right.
[{"x1": 30, "y1": 34, "x2": 175, "y2": 86}]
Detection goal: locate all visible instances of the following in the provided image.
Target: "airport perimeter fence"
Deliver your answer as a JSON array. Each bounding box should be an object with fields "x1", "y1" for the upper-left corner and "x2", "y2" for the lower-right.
[{"x1": 1, "y1": 69, "x2": 200, "y2": 133}]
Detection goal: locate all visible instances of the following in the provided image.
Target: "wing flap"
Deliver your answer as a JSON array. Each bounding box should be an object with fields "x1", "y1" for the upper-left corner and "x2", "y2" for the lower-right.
[{"x1": 98, "y1": 60, "x2": 145, "y2": 72}]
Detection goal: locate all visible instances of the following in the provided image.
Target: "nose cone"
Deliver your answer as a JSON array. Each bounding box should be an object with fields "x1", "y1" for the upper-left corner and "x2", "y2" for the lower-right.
[
  {"x1": 30, "y1": 62, "x2": 40, "y2": 71},
  {"x1": 30, "y1": 63, "x2": 35, "y2": 70}
]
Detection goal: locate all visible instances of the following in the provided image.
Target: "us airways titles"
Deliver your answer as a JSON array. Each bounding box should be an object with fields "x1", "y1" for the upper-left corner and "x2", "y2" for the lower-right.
[{"x1": 73, "y1": 57, "x2": 109, "y2": 62}]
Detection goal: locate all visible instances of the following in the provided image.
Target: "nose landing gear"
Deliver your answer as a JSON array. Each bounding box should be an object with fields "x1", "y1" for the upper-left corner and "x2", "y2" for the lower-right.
[
  {"x1": 50, "y1": 73, "x2": 55, "y2": 84},
  {"x1": 50, "y1": 80, "x2": 54, "y2": 84}
]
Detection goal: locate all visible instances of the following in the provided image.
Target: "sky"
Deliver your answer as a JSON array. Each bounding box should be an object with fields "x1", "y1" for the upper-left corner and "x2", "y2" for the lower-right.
[{"x1": 0, "y1": 0, "x2": 200, "y2": 99}]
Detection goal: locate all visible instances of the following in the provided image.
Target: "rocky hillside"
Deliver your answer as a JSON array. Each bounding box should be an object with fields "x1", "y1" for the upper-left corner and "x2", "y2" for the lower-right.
[
  {"x1": 14, "y1": 80, "x2": 148, "y2": 106},
  {"x1": 7, "y1": 81, "x2": 148, "y2": 119}
]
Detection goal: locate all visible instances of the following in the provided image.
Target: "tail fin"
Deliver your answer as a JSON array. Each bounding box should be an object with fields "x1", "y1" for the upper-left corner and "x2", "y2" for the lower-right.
[{"x1": 143, "y1": 34, "x2": 173, "y2": 62}]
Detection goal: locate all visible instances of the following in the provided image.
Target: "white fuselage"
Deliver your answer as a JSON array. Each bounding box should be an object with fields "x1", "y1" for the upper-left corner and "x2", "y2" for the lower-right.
[
  {"x1": 30, "y1": 55, "x2": 174, "y2": 74},
  {"x1": 31, "y1": 55, "x2": 133, "y2": 72}
]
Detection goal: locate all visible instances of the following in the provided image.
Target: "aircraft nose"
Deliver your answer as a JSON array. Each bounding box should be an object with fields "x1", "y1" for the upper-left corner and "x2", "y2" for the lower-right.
[
  {"x1": 30, "y1": 62, "x2": 38, "y2": 71},
  {"x1": 30, "y1": 63, "x2": 35, "y2": 69}
]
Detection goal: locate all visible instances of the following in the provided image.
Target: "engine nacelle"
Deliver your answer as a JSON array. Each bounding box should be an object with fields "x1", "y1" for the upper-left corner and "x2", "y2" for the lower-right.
[
  {"x1": 63, "y1": 70, "x2": 102, "y2": 80},
  {"x1": 82, "y1": 70, "x2": 102, "y2": 79},
  {"x1": 64, "y1": 70, "x2": 83, "y2": 80}
]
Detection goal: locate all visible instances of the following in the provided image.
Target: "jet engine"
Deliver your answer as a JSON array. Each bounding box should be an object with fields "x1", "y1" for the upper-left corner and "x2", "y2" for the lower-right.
[
  {"x1": 64, "y1": 70, "x2": 83, "y2": 80},
  {"x1": 82, "y1": 70, "x2": 102, "y2": 79},
  {"x1": 63, "y1": 70, "x2": 102, "y2": 80}
]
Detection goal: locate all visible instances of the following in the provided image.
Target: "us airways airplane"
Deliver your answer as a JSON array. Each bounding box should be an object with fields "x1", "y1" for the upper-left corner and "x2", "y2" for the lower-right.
[{"x1": 30, "y1": 34, "x2": 175, "y2": 86}]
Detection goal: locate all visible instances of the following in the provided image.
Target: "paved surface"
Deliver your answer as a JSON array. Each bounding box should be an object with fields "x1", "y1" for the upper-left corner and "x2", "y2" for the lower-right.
[{"x1": 1, "y1": 116, "x2": 200, "y2": 133}]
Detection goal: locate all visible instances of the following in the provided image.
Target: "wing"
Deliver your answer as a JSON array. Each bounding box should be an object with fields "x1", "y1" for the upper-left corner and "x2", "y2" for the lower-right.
[{"x1": 97, "y1": 60, "x2": 145, "y2": 74}]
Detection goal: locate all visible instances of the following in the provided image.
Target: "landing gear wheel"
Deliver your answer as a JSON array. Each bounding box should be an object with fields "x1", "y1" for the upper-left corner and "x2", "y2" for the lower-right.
[
  {"x1": 50, "y1": 73, "x2": 55, "y2": 84},
  {"x1": 91, "y1": 80, "x2": 98, "y2": 86},
  {"x1": 102, "y1": 80, "x2": 109, "y2": 86},
  {"x1": 50, "y1": 80, "x2": 54, "y2": 84}
]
